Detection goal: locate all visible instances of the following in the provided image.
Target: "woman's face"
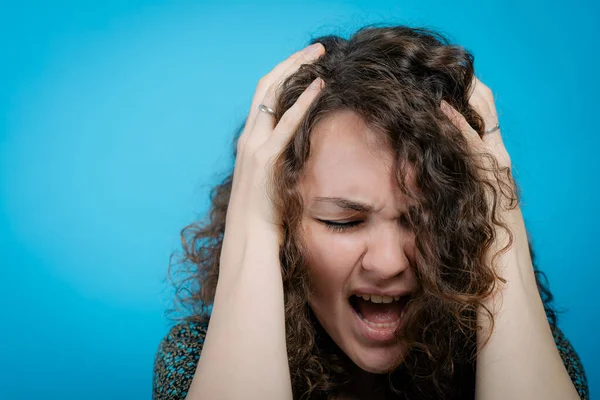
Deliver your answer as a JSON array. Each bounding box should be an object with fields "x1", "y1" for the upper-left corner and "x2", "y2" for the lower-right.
[{"x1": 298, "y1": 110, "x2": 420, "y2": 374}]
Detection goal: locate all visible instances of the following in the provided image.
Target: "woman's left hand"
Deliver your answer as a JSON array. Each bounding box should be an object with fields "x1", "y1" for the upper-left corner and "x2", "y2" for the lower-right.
[
  {"x1": 442, "y1": 77, "x2": 582, "y2": 400},
  {"x1": 440, "y1": 76, "x2": 512, "y2": 174},
  {"x1": 440, "y1": 76, "x2": 525, "y2": 275}
]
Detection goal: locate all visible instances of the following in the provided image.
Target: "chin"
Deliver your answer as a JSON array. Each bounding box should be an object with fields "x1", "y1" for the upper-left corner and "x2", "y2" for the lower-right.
[
  {"x1": 357, "y1": 362, "x2": 396, "y2": 374},
  {"x1": 347, "y1": 342, "x2": 407, "y2": 374}
]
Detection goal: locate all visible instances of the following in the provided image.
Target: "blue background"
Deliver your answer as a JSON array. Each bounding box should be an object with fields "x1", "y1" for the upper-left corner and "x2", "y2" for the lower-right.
[{"x1": 1, "y1": 0, "x2": 597, "y2": 398}]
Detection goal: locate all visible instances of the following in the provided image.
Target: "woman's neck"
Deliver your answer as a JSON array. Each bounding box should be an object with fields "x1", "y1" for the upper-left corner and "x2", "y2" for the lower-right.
[
  {"x1": 335, "y1": 364, "x2": 390, "y2": 399},
  {"x1": 310, "y1": 311, "x2": 393, "y2": 399}
]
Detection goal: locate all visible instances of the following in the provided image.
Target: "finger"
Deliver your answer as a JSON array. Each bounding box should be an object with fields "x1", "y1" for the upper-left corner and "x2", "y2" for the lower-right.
[
  {"x1": 440, "y1": 100, "x2": 482, "y2": 149},
  {"x1": 469, "y1": 77, "x2": 503, "y2": 147},
  {"x1": 469, "y1": 77, "x2": 495, "y2": 126},
  {"x1": 251, "y1": 45, "x2": 325, "y2": 137},
  {"x1": 268, "y1": 77, "x2": 324, "y2": 149},
  {"x1": 247, "y1": 43, "x2": 325, "y2": 131}
]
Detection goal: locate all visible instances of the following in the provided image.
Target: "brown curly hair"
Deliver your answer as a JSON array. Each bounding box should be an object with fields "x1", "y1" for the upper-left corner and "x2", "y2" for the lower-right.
[{"x1": 167, "y1": 24, "x2": 560, "y2": 400}]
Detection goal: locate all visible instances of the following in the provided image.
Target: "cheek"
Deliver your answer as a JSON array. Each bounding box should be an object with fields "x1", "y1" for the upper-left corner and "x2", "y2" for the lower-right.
[{"x1": 304, "y1": 223, "x2": 363, "y2": 299}]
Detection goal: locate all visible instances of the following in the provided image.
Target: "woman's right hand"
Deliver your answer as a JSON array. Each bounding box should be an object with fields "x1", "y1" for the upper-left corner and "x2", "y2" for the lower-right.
[
  {"x1": 187, "y1": 44, "x2": 326, "y2": 400},
  {"x1": 225, "y1": 43, "x2": 326, "y2": 237}
]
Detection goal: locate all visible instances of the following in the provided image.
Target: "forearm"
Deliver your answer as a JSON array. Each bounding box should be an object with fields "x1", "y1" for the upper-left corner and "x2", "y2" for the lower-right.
[
  {"x1": 185, "y1": 223, "x2": 293, "y2": 400},
  {"x1": 475, "y1": 207, "x2": 580, "y2": 400}
]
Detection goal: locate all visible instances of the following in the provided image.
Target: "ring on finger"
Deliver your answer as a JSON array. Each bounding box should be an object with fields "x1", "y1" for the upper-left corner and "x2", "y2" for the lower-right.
[
  {"x1": 258, "y1": 103, "x2": 276, "y2": 116},
  {"x1": 484, "y1": 122, "x2": 500, "y2": 134}
]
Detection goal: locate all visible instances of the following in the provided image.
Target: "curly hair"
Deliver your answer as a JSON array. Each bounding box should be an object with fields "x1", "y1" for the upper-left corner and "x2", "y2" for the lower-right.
[{"x1": 167, "y1": 24, "x2": 560, "y2": 400}]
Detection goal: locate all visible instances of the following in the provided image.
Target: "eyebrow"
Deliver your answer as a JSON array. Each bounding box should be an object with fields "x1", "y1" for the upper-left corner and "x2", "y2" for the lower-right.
[{"x1": 313, "y1": 197, "x2": 374, "y2": 212}]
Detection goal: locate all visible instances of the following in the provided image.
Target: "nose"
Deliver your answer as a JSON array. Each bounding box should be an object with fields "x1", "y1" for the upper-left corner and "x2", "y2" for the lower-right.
[{"x1": 361, "y1": 222, "x2": 412, "y2": 281}]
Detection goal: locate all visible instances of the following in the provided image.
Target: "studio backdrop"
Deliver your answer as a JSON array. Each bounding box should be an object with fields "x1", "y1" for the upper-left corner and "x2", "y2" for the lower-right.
[{"x1": 1, "y1": 0, "x2": 597, "y2": 398}]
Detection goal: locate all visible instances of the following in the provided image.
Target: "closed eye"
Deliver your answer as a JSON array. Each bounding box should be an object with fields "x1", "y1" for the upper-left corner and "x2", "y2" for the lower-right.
[{"x1": 318, "y1": 219, "x2": 363, "y2": 233}]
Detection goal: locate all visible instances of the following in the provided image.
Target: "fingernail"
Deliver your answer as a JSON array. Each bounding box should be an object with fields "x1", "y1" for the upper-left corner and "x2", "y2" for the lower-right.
[
  {"x1": 440, "y1": 100, "x2": 451, "y2": 114},
  {"x1": 305, "y1": 43, "x2": 322, "y2": 55},
  {"x1": 309, "y1": 77, "x2": 322, "y2": 90}
]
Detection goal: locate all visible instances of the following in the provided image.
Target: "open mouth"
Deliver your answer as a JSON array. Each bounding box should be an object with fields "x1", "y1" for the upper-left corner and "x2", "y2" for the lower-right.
[{"x1": 349, "y1": 294, "x2": 411, "y2": 329}]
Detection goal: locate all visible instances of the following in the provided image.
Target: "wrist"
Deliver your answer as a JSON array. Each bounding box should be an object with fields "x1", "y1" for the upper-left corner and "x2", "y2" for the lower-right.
[{"x1": 220, "y1": 217, "x2": 282, "y2": 273}]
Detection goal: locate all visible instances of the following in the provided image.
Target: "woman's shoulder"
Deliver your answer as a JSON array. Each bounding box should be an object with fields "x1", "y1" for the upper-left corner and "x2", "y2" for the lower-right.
[{"x1": 152, "y1": 319, "x2": 209, "y2": 400}]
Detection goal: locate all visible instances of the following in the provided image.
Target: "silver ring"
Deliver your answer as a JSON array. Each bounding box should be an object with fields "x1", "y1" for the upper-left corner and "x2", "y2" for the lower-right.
[
  {"x1": 258, "y1": 103, "x2": 276, "y2": 116},
  {"x1": 485, "y1": 123, "x2": 500, "y2": 134}
]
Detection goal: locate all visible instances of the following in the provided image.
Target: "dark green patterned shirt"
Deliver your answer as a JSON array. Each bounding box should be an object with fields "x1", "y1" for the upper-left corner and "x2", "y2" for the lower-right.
[{"x1": 152, "y1": 321, "x2": 588, "y2": 399}]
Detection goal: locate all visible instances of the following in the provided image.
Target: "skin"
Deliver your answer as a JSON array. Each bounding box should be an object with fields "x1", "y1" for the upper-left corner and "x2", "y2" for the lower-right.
[
  {"x1": 298, "y1": 110, "x2": 420, "y2": 376},
  {"x1": 186, "y1": 43, "x2": 326, "y2": 400},
  {"x1": 186, "y1": 37, "x2": 580, "y2": 398},
  {"x1": 296, "y1": 78, "x2": 580, "y2": 399},
  {"x1": 442, "y1": 80, "x2": 580, "y2": 399}
]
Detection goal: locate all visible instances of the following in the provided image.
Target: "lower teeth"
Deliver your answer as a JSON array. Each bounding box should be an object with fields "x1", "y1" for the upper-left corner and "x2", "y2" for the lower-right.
[{"x1": 357, "y1": 310, "x2": 402, "y2": 329}]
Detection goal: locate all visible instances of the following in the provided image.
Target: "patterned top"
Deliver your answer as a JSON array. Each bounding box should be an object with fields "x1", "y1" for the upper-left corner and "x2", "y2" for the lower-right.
[{"x1": 152, "y1": 321, "x2": 588, "y2": 399}]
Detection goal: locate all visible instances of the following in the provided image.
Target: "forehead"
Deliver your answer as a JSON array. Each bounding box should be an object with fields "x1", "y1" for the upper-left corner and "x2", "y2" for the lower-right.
[{"x1": 300, "y1": 110, "x2": 408, "y2": 203}]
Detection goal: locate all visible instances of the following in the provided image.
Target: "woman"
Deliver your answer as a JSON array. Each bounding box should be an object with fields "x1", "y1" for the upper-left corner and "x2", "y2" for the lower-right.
[{"x1": 152, "y1": 25, "x2": 588, "y2": 399}]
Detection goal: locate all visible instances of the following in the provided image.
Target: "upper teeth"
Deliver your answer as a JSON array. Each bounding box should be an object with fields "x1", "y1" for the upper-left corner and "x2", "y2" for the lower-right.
[{"x1": 359, "y1": 294, "x2": 402, "y2": 303}]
